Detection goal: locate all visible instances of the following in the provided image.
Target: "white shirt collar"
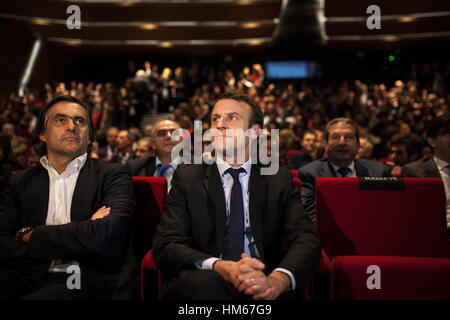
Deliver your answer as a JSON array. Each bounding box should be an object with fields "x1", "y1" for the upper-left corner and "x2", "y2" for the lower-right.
[
  {"x1": 40, "y1": 153, "x2": 87, "y2": 176},
  {"x1": 330, "y1": 160, "x2": 356, "y2": 176},
  {"x1": 217, "y1": 156, "x2": 253, "y2": 177},
  {"x1": 434, "y1": 156, "x2": 450, "y2": 172}
]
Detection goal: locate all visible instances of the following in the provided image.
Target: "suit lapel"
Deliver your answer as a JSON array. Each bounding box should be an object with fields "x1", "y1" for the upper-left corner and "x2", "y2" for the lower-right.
[
  {"x1": 203, "y1": 164, "x2": 227, "y2": 255},
  {"x1": 145, "y1": 157, "x2": 156, "y2": 176},
  {"x1": 354, "y1": 160, "x2": 370, "y2": 177},
  {"x1": 71, "y1": 159, "x2": 98, "y2": 221},
  {"x1": 249, "y1": 164, "x2": 268, "y2": 261},
  {"x1": 426, "y1": 158, "x2": 441, "y2": 178},
  {"x1": 324, "y1": 160, "x2": 337, "y2": 177}
]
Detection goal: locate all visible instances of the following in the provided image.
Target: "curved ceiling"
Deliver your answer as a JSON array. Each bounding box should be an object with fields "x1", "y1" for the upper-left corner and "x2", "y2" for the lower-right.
[{"x1": 0, "y1": 0, "x2": 449, "y2": 54}]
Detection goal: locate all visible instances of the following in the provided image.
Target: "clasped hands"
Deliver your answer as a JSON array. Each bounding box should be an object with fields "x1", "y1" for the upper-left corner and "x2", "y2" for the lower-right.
[{"x1": 213, "y1": 253, "x2": 291, "y2": 300}]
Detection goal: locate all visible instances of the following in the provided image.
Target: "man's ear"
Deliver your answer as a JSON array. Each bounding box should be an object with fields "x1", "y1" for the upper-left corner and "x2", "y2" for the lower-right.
[
  {"x1": 39, "y1": 133, "x2": 46, "y2": 143},
  {"x1": 427, "y1": 137, "x2": 436, "y2": 148}
]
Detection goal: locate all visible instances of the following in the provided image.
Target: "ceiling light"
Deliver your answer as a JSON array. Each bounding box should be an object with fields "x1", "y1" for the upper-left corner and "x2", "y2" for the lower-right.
[
  {"x1": 140, "y1": 24, "x2": 158, "y2": 30},
  {"x1": 31, "y1": 19, "x2": 50, "y2": 26},
  {"x1": 398, "y1": 16, "x2": 418, "y2": 23},
  {"x1": 241, "y1": 22, "x2": 261, "y2": 29},
  {"x1": 384, "y1": 36, "x2": 399, "y2": 42},
  {"x1": 117, "y1": 1, "x2": 134, "y2": 6},
  {"x1": 247, "y1": 40, "x2": 264, "y2": 46},
  {"x1": 64, "y1": 40, "x2": 82, "y2": 46},
  {"x1": 159, "y1": 42, "x2": 173, "y2": 48}
]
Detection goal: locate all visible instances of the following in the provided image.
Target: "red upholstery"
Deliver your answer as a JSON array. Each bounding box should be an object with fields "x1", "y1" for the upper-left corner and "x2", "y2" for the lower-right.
[
  {"x1": 293, "y1": 176, "x2": 301, "y2": 199},
  {"x1": 134, "y1": 177, "x2": 167, "y2": 300},
  {"x1": 315, "y1": 177, "x2": 450, "y2": 300},
  {"x1": 291, "y1": 169, "x2": 298, "y2": 177},
  {"x1": 331, "y1": 256, "x2": 450, "y2": 300},
  {"x1": 92, "y1": 112, "x2": 101, "y2": 132},
  {"x1": 132, "y1": 177, "x2": 167, "y2": 265},
  {"x1": 287, "y1": 149, "x2": 301, "y2": 162},
  {"x1": 316, "y1": 177, "x2": 448, "y2": 259},
  {"x1": 141, "y1": 249, "x2": 161, "y2": 300}
]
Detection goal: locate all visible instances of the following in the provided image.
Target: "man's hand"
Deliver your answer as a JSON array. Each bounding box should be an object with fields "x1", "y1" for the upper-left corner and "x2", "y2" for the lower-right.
[
  {"x1": 20, "y1": 230, "x2": 33, "y2": 244},
  {"x1": 237, "y1": 253, "x2": 291, "y2": 300},
  {"x1": 91, "y1": 206, "x2": 111, "y2": 220},
  {"x1": 212, "y1": 260, "x2": 242, "y2": 288}
]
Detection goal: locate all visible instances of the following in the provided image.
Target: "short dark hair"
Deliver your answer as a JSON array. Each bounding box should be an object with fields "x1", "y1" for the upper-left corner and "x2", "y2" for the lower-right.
[
  {"x1": 216, "y1": 91, "x2": 264, "y2": 129},
  {"x1": 33, "y1": 95, "x2": 94, "y2": 157},
  {"x1": 391, "y1": 133, "x2": 424, "y2": 158},
  {"x1": 426, "y1": 115, "x2": 450, "y2": 139},
  {"x1": 303, "y1": 129, "x2": 317, "y2": 139},
  {"x1": 324, "y1": 117, "x2": 360, "y2": 142}
]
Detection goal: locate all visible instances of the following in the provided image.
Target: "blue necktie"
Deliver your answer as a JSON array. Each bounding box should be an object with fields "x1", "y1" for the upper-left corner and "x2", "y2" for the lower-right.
[
  {"x1": 338, "y1": 167, "x2": 351, "y2": 177},
  {"x1": 224, "y1": 168, "x2": 246, "y2": 262},
  {"x1": 157, "y1": 164, "x2": 172, "y2": 177}
]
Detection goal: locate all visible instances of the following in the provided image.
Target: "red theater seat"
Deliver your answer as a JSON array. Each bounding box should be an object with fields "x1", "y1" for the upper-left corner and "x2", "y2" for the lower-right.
[
  {"x1": 287, "y1": 149, "x2": 301, "y2": 162},
  {"x1": 331, "y1": 256, "x2": 450, "y2": 300},
  {"x1": 315, "y1": 177, "x2": 450, "y2": 300},
  {"x1": 132, "y1": 177, "x2": 167, "y2": 263}
]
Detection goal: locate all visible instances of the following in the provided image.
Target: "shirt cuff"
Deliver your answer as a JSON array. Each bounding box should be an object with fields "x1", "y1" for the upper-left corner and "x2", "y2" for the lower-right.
[
  {"x1": 274, "y1": 267, "x2": 296, "y2": 290},
  {"x1": 194, "y1": 257, "x2": 220, "y2": 270}
]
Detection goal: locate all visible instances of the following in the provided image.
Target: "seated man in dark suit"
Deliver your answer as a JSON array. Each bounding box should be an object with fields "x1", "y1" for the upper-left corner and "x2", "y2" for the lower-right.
[
  {"x1": 288, "y1": 129, "x2": 317, "y2": 169},
  {"x1": 126, "y1": 119, "x2": 182, "y2": 191},
  {"x1": 298, "y1": 118, "x2": 391, "y2": 223},
  {"x1": 401, "y1": 116, "x2": 450, "y2": 230},
  {"x1": 0, "y1": 95, "x2": 135, "y2": 299},
  {"x1": 153, "y1": 92, "x2": 321, "y2": 300},
  {"x1": 98, "y1": 126, "x2": 118, "y2": 161}
]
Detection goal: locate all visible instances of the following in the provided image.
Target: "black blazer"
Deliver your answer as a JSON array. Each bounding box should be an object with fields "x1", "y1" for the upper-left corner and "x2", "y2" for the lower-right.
[
  {"x1": 0, "y1": 158, "x2": 136, "y2": 274},
  {"x1": 125, "y1": 157, "x2": 156, "y2": 177},
  {"x1": 152, "y1": 163, "x2": 322, "y2": 293},
  {"x1": 401, "y1": 157, "x2": 440, "y2": 178},
  {"x1": 298, "y1": 158, "x2": 391, "y2": 223}
]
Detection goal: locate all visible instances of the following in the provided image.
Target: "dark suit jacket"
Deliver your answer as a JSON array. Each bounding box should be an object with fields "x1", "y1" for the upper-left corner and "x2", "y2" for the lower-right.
[
  {"x1": 288, "y1": 153, "x2": 313, "y2": 170},
  {"x1": 400, "y1": 157, "x2": 440, "y2": 178},
  {"x1": 0, "y1": 158, "x2": 136, "y2": 274},
  {"x1": 298, "y1": 158, "x2": 391, "y2": 223},
  {"x1": 98, "y1": 145, "x2": 117, "y2": 161},
  {"x1": 125, "y1": 157, "x2": 156, "y2": 177},
  {"x1": 152, "y1": 164, "x2": 322, "y2": 294}
]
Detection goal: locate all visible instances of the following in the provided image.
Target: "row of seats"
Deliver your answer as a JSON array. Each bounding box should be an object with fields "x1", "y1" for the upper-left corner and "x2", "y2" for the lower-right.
[{"x1": 134, "y1": 175, "x2": 450, "y2": 300}]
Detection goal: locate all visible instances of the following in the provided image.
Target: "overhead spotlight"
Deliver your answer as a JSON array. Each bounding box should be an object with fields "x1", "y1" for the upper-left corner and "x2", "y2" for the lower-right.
[
  {"x1": 140, "y1": 24, "x2": 158, "y2": 30},
  {"x1": 159, "y1": 42, "x2": 173, "y2": 48},
  {"x1": 241, "y1": 22, "x2": 261, "y2": 29},
  {"x1": 31, "y1": 19, "x2": 50, "y2": 26},
  {"x1": 236, "y1": 0, "x2": 254, "y2": 5},
  {"x1": 247, "y1": 40, "x2": 264, "y2": 46},
  {"x1": 117, "y1": 1, "x2": 135, "y2": 6},
  {"x1": 398, "y1": 16, "x2": 418, "y2": 23},
  {"x1": 273, "y1": 18, "x2": 280, "y2": 24},
  {"x1": 64, "y1": 40, "x2": 82, "y2": 46},
  {"x1": 384, "y1": 36, "x2": 399, "y2": 42}
]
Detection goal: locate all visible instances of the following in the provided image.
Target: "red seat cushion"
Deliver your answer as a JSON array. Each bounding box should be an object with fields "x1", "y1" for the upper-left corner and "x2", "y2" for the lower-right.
[{"x1": 331, "y1": 256, "x2": 450, "y2": 300}]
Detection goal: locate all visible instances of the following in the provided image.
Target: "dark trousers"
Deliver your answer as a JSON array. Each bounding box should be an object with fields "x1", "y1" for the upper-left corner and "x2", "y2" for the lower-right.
[
  {"x1": 160, "y1": 270, "x2": 299, "y2": 300},
  {"x1": 0, "y1": 263, "x2": 118, "y2": 300}
]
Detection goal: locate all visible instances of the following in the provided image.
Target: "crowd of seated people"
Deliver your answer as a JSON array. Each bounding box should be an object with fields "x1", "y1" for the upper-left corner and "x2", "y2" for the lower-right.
[{"x1": 0, "y1": 57, "x2": 448, "y2": 300}]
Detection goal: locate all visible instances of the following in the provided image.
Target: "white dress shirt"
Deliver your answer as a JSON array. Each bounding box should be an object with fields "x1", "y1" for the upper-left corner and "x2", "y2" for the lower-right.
[
  {"x1": 434, "y1": 156, "x2": 450, "y2": 229},
  {"x1": 195, "y1": 157, "x2": 296, "y2": 290},
  {"x1": 40, "y1": 153, "x2": 87, "y2": 272},
  {"x1": 40, "y1": 153, "x2": 87, "y2": 226}
]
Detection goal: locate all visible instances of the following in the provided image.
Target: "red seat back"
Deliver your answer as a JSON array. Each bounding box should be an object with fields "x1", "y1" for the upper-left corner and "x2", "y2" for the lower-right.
[
  {"x1": 287, "y1": 149, "x2": 301, "y2": 162},
  {"x1": 316, "y1": 177, "x2": 448, "y2": 259},
  {"x1": 132, "y1": 177, "x2": 167, "y2": 262}
]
